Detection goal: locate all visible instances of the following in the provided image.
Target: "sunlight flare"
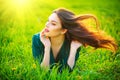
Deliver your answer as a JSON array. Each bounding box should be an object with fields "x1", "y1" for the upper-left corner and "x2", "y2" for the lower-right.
[
  {"x1": 0, "y1": 0, "x2": 40, "y2": 26},
  {"x1": 10, "y1": 0, "x2": 31, "y2": 10}
]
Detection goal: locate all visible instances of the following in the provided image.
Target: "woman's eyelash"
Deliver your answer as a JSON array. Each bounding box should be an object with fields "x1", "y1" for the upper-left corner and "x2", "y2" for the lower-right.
[{"x1": 52, "y1": 23, "x2": 56, "y2": 25}]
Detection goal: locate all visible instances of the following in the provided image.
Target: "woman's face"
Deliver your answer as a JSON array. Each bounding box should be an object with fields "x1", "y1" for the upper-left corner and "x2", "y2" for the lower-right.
[{"x1": 43, "y1": 13, "x2": 66, "y2": 37}]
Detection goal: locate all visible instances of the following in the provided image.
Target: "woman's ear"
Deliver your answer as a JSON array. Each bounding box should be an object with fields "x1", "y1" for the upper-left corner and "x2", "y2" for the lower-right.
[{"x1": 61, "y1": 29, "x2": 67, "y2": 34}]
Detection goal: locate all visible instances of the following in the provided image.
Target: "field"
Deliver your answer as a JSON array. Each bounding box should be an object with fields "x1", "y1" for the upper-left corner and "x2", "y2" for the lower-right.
[{"x1": 0, "y1": 0, "x2": 120, "y2": 80}]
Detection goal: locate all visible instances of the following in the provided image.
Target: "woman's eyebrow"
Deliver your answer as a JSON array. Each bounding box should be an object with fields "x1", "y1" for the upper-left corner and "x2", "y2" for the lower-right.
[
  {"x1": 48, "y1": 18, "x2": 58, "y2": 23},
  {"x1": 51, "y1": 20, "x2": 58, "y2": 23}
]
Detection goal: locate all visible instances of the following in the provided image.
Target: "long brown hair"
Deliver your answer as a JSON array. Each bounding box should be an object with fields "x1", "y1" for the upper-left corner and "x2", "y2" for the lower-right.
[{"x1": 53, "y1": 8, "x2": 117, "y2": 52}]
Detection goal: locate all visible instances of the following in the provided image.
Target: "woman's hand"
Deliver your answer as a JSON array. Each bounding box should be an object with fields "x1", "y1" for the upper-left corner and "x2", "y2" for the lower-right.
[
  {"x1": 40, "y1": 29, "x2": 51, "y2": 47},
  {"x1": 71, "y1": 40, "x2": 82, "y2": 49}
]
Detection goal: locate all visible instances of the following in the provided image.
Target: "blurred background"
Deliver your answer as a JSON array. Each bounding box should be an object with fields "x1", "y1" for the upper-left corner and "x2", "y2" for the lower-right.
[{"x1": 0, "y1": 0, "x2": 120, "y2": 80}]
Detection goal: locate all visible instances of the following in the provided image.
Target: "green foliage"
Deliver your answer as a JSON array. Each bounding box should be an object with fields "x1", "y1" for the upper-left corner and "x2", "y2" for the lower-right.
[{"x1": 0, "y1": 0, "x2": 120, "y2": 80}]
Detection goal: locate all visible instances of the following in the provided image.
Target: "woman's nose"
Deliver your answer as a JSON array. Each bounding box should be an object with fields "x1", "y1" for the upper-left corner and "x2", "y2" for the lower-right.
[{"x1": 45, "y1": 22, "x2": 49, "y2": 28}]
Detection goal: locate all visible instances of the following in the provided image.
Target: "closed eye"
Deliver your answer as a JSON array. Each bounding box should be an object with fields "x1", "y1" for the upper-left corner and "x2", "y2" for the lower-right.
[{"x1": 52, "y1": 22, "x2": 56, "y2": 25}]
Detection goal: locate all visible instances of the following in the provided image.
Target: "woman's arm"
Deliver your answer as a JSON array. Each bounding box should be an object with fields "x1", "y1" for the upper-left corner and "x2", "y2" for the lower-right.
[
  {"x1": 67, "y1": 47, "x2": 77, "y2": 69},
  {"x1": 40, "y1": 30, "x2": 51, "y2": 68},
  {"x1": 41, "y1": 46, "x2": 50, "y2": 67},
  {"x1": 67, "y1": 41, "x2": 82, "y2": 69}
]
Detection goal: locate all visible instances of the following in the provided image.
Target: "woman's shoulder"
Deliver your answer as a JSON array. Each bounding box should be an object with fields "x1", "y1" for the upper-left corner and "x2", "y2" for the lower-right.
[
  {"x1": 32, "y1": 32, "x2": 43, "y2": 41},
  {"x1": 32, "y1": 32, "x2": 43, "y2": 46},
  {"x1": 32, "y1": 32, "x2": 40, "y2": 39}
]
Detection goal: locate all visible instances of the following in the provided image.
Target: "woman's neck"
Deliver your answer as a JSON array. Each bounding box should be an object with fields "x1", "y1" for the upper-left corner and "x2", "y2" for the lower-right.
[{"x1": 50, "y1": 35, "x2": 65, "y2": 47}]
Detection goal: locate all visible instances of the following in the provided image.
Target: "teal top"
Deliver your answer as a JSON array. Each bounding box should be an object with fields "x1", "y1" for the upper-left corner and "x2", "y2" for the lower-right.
[{"x1": 32, "y1": 33, "x2": 81, "y2": 72}]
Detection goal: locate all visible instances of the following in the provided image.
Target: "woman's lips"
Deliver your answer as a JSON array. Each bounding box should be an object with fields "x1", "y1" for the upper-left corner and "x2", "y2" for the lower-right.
[{"x1": 44, "y1": 29, "x2": 49, "y2": 32}]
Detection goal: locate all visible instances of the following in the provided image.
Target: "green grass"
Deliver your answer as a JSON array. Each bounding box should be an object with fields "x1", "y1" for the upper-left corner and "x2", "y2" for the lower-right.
[{"x1": 0, "y1": 0, "x2": 120, "y2": 80}]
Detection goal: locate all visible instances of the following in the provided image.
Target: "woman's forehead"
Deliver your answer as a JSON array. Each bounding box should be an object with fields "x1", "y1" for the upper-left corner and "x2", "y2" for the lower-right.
[{"x1": 48, "y1": 13, "x2": 61, "y2": 23}]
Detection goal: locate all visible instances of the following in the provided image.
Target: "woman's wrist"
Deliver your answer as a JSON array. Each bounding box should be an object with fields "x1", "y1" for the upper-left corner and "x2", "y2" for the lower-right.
[{"x1": 45, "y1": 46, "x2": 50, "y2": 52}]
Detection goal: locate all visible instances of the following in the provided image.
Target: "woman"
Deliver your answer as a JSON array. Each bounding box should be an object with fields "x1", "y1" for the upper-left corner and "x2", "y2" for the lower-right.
[{"x1": 32, "y1": 8, "x2": 117, "y2": 72}]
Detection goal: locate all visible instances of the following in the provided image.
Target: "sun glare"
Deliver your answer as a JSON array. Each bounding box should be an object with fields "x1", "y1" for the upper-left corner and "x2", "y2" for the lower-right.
[
  {"x1": 10, "y1": 0, "x2": 31, "y2": 10},
  {"x1": 0, "y1": 0, "x2": 46, "y2": 26},
  {"x1": 0, "y1": 0, "x2": 38, "y2": 25}
]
